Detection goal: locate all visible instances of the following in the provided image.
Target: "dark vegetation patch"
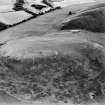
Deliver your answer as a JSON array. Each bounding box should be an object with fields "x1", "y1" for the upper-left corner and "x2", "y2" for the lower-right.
[
  {"x1": 0, "y1": 45, "x2": 105, "y2": 104},
  {"x1": 31, "y1": 4, "x2": 47, "y2": 10},
  {"x1": 0, "y1": 22, "x2": 9, "y2": 31},
  {"x1": 60, "y1": 4, "x2": 105, "y2": 33}
]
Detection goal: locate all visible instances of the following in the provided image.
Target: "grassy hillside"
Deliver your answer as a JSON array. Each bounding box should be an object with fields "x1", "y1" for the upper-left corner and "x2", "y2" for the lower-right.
[
  {"x1": 60, "y1": 3, "x2": 105, "y2": 32},
  {"x1": 0, "y1": 2, "x2": 97, "y2": 43},
  {"x1": 0, "y1": 2, "x2": 105, "y2": 105}
]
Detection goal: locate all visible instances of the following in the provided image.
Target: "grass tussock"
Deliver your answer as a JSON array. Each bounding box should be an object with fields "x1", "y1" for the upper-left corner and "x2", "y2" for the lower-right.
[{"x1": 0, "y1": 46, "x2": 105, "y2": 104}]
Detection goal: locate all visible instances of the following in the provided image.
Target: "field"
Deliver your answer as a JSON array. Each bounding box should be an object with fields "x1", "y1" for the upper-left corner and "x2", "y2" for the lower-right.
[{"x1": 0, "y1": 1, "x2": 105, "y2": 105}]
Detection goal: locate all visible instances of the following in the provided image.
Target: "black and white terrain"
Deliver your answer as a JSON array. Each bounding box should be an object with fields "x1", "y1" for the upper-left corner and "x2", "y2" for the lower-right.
[{"x1": 0, "y1": 0, "x2": 105, "y2": 105}]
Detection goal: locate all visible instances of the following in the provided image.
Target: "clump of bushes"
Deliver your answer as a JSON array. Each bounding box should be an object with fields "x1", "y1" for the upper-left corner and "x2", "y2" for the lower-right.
[{"x1": 0, "y1": 22, "x2": 8, "y2": 31}]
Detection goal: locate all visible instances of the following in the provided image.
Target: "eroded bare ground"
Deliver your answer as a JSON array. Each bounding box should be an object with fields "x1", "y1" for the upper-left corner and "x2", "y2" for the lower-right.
[{"x1": 0, "y1": 2, "x2": 105, "y2": 105}]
